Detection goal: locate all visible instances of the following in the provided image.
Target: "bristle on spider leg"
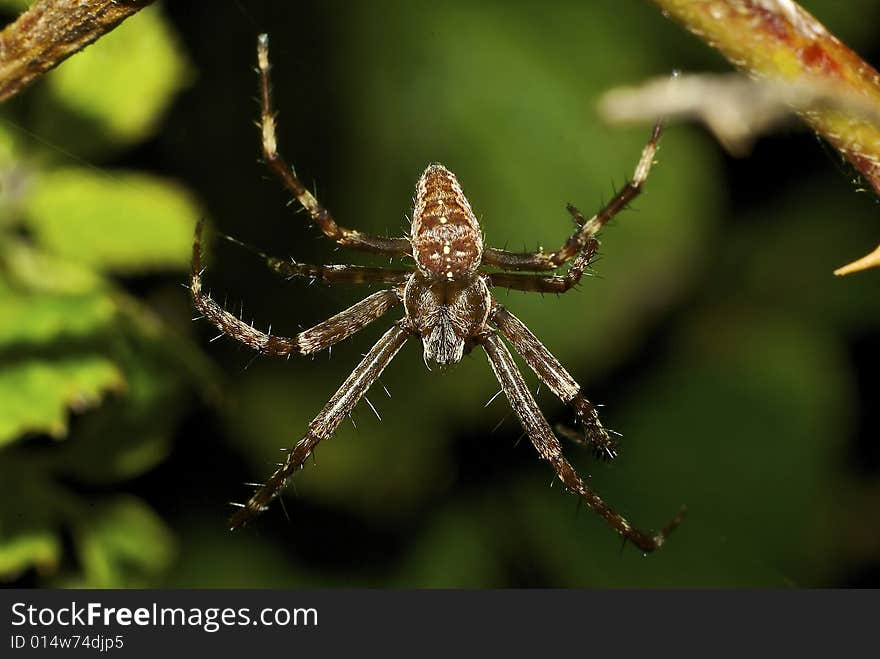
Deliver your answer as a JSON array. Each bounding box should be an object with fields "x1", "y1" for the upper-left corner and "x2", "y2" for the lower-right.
[
  {"x1": 490, "y1": 414, "x2": 508, "y2": 434},
  {"x1": 278, "y1": 495, "x2": 291, "y2": 522},
  {"x1": 484, "y1": 389, "x2": 504, "y2": 408},
  {"x1": 364, "y1": 396, "x2": 382, "y2": 422}
]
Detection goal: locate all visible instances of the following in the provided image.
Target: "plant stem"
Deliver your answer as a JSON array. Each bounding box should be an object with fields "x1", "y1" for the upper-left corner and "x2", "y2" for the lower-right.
[
  {"x1": 650, "y1": 0, "x2": 880, "y2": 274},
  {"x1": 0, "y1": 0, "x2": 155, "y2": 103}
]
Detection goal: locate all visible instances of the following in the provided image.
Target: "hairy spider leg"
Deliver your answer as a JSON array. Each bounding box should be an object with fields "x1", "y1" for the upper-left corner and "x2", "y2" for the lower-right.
[
  {"x1": 219, "y1": 233, "x2": 415, "y2": 286},
  {"x1": 486, "y1": 240, "x2": 598, "y2": 293},
  {"x1": 491, "y1": 305, "x2": 618, "y2": 460},
  {"x1": 256, "y1": 34, "x2": 411, "y2": 256},
  {"x1": 191, "y1": 220, "x2": 401, "y2": 356},
  {"x1": 481, "y1": 121, "x2": 663, "y2": 272},
  {"x1": 229, "y1": 323, "x2": 410, "y2": 529},
  {"x1": 481, "y1": 332, "x2": 685, "y2": 553},
  {"x1": 267, "y1": 261, "x2": 414, "y2": 286}
]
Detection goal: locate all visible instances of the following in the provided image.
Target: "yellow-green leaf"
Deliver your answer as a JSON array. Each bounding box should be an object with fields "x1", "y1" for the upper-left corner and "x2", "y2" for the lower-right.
[
  {"x1": 43, "y1": 4, "x2": 190, "y2": 145},
  {"x1": 0, "y1": 291, "x2": 116, "y2": 348},
  {"x1": 24, "y1": 168, "x2": 199, "y2": 273},
  {"x1": 74, "y1": 497, "x2": 174, "y2": 588},
  {"x1": 0, "y1": 531, "x2": 61, "y2": 578},
  {"x1": 0, "y1": 356, "x2": 126, "y2": 446},
  {"x1": 2, "y1": 239, "x2": 105, "y2": 295}
]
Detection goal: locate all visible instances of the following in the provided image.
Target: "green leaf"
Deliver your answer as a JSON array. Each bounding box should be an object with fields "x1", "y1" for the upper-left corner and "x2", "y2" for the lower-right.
[
  {"x1": 73, "y1": 497, "x2": 175, "y2": 588},
  {"x1": 56, "y1": 331, "x2": 187, "y2": 484},
  {"x1": 42, "y1": 4, "x2": 190, "y2": 146},
  {"x1": 0, "y1": 459, "x2": 71, "y2": 580},
  {"x1": 1, "y1": 239, "x2": 105, "y2": 295},
  {"x1": 0, "y1": 290, "x2": 116, "y2": 348},
  {"x1": 0, "y1": 356, "x2": 126, "y2": 446},
  {"x1": 23, "y1": 168, "x2": 200, "y2": 273},
  {"x1": 0, "y1": 122, "x2": 31, "y2": 220},
  {"x1": 0, "y1": 531, "x2": 61, "y2": 579}
]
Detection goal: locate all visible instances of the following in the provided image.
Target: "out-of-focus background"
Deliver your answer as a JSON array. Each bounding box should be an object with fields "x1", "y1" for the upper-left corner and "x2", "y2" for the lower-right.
[{"x1": 1, "y1": 0, "x2": 878, "y2": 588}]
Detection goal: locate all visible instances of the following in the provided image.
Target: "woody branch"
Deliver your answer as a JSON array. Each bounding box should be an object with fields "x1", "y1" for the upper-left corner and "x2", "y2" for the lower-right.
[{"x1": 0, "y1": 0, "x2": 154, "y2": 103}]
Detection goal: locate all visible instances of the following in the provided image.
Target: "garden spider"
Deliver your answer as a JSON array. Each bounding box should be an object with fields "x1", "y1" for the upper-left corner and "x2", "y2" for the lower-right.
[{"x1": 191, "y1": 34, "x2": 685, "y2": 553}]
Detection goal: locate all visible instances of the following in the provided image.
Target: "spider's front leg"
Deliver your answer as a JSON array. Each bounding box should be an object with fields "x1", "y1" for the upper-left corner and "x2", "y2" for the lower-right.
[
  {"x1": 480, "y1": 332, "x2": 684, "y2": 552},
  {"x1": 490, "y1": 304, "x2": 618, "y2": 460},
  {"x1": 482, "y1": 122, "x2": 662, "y2": 276},
  {"x1": 219, "y1": 232, "x2": 414, "y2": 286},
  {"x1": 191, "y1": 219, "x2": 401, "y2": 356},
  {"x1": 485, "y1": 238, "x2": 596, "y2": 294},
  {"x1": 255, "y1": 34, "x2": 411, "y2": 257},
  {"x1": 230, "y1": 322, "x2": 411, "y2": 529},
  {"x1": 267, "y1": 261, "x2": 414, "y2": 286}
]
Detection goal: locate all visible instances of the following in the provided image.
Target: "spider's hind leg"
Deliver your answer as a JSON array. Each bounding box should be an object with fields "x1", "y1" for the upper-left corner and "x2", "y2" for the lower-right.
[
  {"x1": 229, "y1": 323, "x2": 410, "y2": 529},
  {"x1": 491, "y1": 304, "x2": 619, "y2": 460},
  {"x1": 555, "y1": 423, "x2": 620, "y2": 462},
  {"x1": 480, "y1": 332, "x2": 683, "y2": 552}
]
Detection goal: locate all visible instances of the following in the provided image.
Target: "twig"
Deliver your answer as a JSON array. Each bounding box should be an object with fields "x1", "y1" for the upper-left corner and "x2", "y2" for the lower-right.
[
  {"x1": 599, "y1": 73, "x2": 880, "y2": 156},
  {"x1": 648, "y1": 0, "x2": 880, "y2": 274},
  {"x1": 833, "y1": 244, "x2": 880, "y2": 276},
  {"x1": 0, "y1": 0, "x2": 155, "y2": 103}
]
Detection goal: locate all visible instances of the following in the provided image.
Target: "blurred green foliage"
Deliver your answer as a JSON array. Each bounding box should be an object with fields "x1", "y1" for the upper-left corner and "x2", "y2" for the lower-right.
[
  {"x1": 0, "y1": 4, "x2": 210, "y2": 586},
  {"x1": 1, "y1": 0, "x2": 878, "y2": 588}
]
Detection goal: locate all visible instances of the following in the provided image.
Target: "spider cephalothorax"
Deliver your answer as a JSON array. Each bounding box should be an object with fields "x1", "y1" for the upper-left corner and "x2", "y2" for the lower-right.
[
  {"x1": 191, "y1": 34, "x2": 685, "y2": 553},
  {"x1": 404, "y1": 269, "x2": 491, "y2": 367}
]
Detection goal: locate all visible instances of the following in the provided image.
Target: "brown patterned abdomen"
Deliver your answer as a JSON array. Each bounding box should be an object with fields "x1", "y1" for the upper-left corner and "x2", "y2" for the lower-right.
[{"x1": 411, "y1": 164, "x2": 483, "y2": 279}]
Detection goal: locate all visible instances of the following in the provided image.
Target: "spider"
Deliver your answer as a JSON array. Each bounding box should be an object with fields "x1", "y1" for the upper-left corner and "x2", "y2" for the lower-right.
[{"x1": 190, "y1": 34, "x2": 685, "y2": 553}]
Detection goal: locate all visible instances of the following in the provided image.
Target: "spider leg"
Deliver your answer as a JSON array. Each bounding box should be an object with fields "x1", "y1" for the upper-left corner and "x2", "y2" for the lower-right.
[
  {"x1": 256, "y1": 34, "x2": 411, "y2": 256},
  {"x1": 220, "y1": 232, "x2": 414, "y2": 285},
  {"x1": 268, "y1": 261, "x2": 414, "y2": 286},
  {"x1": 481, "y1": 122, "x2": 662, "y2": 272},
  {"x1": 490, "y1": 304, "x2": 617, "y2": 460},
  {"x1": 191, "y1": 220, "x2": 401, "y2": 356},
  {"x1": 480, "y1": 331, "x2": 684, "y2": 552},
  {"x1": 485, "y1": 240, "x2": 596, "y2": 293},
  {"x1": 229, "y1": 322, "x2": 411, "y2": 529}
]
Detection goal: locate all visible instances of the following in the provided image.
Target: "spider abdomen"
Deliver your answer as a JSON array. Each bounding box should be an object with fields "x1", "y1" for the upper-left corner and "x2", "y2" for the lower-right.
[{"x1": 411, "y1": 164, "x2": 483, "y2": 279}]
